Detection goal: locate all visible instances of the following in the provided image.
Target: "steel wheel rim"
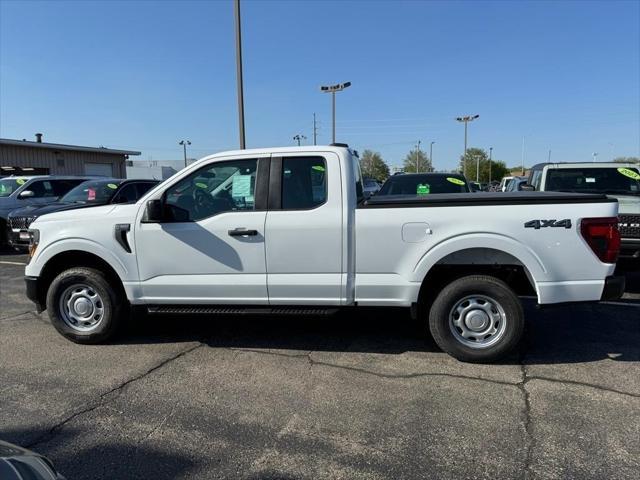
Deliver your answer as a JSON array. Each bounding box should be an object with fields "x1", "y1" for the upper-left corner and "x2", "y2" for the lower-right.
[
  {"x1": 58, "y1": 284, "x2": 105, "y2": 332},
  {"x1": 448, "y1": 294, "x2": 507, "y2": 349}
]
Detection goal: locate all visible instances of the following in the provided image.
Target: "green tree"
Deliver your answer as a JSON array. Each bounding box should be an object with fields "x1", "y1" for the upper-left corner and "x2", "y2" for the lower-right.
[
  {"x1": 359, "y1": 149, "x2": 390, "y2": 181},
  {"x1": 459, "y1": 147, "x2": 509, "y2": 183},
  {"x1": 613, "y1": 156, "x2": 640, "y2": 164},
  {"x1": 403, "y1": 148, "x2": 432, "y2": 173}
]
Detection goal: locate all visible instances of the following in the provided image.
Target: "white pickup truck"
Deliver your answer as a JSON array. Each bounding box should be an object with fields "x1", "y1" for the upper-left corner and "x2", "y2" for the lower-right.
[{"x1": 24, "y1": 146, "x2": 624, "y2": 362}]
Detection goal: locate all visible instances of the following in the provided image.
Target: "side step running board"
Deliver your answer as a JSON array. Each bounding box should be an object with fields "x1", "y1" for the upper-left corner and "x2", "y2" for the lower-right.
[{"x1": 147, "y1": 306, "x2": 339, "y2": 316}]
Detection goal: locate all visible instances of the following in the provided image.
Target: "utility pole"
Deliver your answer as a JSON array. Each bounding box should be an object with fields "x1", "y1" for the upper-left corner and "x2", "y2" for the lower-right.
[
  {"x1": 416, "y1": 140, "x2": 421, "y2": 173},
  {"x1": 179, "y1": 140, "x2": 191, "y2": 169},
  {"x1": 456, "y1": 114, "x2": 479, "y2": 177},
  {"x1": 489, "y1": 147, "x2": 493, "y2": 183},
  {"x1": 313, "y1": 113, "x2": 318, "y2": 145},
  {"x1": 293, "y1": 134, "x2": 306, "y2": 146},
  {"x1": 320, "y1": 82, "x2": 351, "y2": 144},
  {"x1": 521, "y1": 136, "x2": 526, "y2": 175},
  {"x1": 430, "y1": 141, "x2": 435, "y2": 172},
  {"x1": 548, "y1": 149, "x2": 551, "y2": 162},
  {"x1": 234, "y1": 0, "x2": 246, "y2": 149}
]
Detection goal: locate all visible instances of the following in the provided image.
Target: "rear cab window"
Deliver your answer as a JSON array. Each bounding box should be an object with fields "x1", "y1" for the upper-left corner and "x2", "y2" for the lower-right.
[{"x1": 281, "y1": 157, "x2": 327, "y2": 209}]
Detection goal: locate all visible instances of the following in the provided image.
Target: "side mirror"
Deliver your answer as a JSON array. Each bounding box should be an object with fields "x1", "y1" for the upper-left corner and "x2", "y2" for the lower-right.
[
  {"x1": 144, "y1": 199, "x2": 164, "y2": 222},
  {"x1": 519, "y1": 184, "x2": 535, "y2": 191},
  {"x1": 19, "y1": 190, "x2": 35, "y2": 199}
]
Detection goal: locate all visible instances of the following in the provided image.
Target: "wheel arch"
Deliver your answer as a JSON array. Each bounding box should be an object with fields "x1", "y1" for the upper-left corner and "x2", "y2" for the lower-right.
[
  {"x1": 415, "y1": 244, "x2": 540, "y2": 311},
  {"x1": 36, "y1": 250, "x2": 126, "y2": 311}
]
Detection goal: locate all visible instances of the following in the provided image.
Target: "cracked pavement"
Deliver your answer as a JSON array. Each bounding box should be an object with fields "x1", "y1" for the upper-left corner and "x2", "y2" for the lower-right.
[{"x1": 1, "y1": 252, "x2": 639, "y2": 479}]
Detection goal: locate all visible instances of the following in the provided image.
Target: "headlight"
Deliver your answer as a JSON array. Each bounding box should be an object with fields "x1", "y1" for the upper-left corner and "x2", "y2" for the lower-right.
[{"x1": 27, "y1": 229, "x2": 40, "y2": 259}]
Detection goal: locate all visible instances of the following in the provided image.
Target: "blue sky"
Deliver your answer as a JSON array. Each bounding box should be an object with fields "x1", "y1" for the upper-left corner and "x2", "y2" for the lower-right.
[{"x1": 1, "y1": 0, "x2": 638, "y2": 171}]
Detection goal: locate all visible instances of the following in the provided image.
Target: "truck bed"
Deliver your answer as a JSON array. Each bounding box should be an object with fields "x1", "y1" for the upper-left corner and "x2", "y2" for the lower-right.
[{"x1": 362, "y1": 191, "x2": 615, "y2": 208}]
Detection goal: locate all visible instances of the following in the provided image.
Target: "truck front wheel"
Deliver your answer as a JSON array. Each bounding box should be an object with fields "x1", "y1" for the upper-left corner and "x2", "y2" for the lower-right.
[
  {"x1": 46, "y1": 267, "x2": 125, "y2": 344},
  {"x1": 428, "y1": 275, "x2": 524, "y2": 363}
]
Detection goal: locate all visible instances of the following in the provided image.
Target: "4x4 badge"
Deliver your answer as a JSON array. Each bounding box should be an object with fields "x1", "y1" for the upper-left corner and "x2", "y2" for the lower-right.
[{"x1": 524, "y1": 219, "x2": 572, "y2": 229}]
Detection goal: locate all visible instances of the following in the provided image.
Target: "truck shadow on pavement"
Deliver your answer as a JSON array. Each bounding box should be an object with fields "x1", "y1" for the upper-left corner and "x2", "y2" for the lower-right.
[{"x1": 121, "y1": 300, "x2": 639, "y2": 365}]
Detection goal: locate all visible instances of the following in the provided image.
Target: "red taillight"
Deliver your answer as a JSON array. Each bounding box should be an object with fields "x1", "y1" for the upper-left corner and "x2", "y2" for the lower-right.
[{"x1": 580, "y1": 217, "x2": 621, "y2": 264}]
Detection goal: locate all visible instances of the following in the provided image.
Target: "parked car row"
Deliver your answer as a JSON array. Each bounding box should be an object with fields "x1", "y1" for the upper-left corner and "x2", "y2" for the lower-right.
[{"x1": 0, "y1": 175, "x2": 158, "y2": 250}]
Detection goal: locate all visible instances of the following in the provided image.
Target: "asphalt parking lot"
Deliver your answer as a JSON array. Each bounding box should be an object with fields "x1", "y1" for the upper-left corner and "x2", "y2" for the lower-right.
[{"x1": 1, "y1": 250, "x2": 639, "y2": 480}]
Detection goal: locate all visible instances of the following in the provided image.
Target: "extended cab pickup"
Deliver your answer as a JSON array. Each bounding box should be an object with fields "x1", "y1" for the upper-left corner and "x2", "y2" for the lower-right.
[{"x1": 24, "y1": 146, "x2": 624, "y2": 362}]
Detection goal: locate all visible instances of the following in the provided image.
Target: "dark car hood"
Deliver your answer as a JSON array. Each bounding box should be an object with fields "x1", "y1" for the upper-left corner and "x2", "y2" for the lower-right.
[{"x1": 10, "y1": 202, "x2": 107, "y2": 219}]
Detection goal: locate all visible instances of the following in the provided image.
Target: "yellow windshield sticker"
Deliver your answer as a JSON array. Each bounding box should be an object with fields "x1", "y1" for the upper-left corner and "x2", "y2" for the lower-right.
[
  {"x1": 617, "y1": 167, "x2": 640, "y2": 180},
  {"x1": 16, "y1": 178, "x2": 26, "y2": 185},
  {"x1": 195, "y1": 182, "x2": 208, "y2": 189},
  {"x1": 312, "y1": 165, "x2": 325, "y2": 172},
  {"x1": 417, "y1": 183, "x2": 430, "y2": 195},
  {"x1": 107, "y1": 183, "x2": 118, "y2": 189},
  {"x1": 446, "y1": 177, "x2": 466, "y2": 186}
]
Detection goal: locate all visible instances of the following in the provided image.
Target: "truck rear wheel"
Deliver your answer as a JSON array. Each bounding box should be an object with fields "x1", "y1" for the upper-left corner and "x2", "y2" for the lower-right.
[
  {"x1": 428, "y1": 275, "x2": 524, "y2": 363},
  {"x1": 46, "y1": 267, "x2": 125, "y2": 344}
]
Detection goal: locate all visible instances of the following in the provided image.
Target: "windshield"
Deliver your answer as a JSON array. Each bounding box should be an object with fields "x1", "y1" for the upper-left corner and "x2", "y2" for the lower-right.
[
  {"x1": 545, "y1": 167, "x2": 640, "y2": 195},
  {"x1": 0, "y1": 178, "x2": 28, "y2": 197},
  {"x1": 62, "y1": 180, "x2": 122, "y2": 203},
  {"x1": 378, "y1": 175, "x2": 469, "y2": 195}
]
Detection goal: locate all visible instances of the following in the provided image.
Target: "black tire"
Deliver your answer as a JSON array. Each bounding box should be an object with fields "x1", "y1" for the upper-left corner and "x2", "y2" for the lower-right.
[
  {"x1": 46, "y1": 267, "x2": 125, "y2": 344},
  {"x1": 428, "y1": 275, "x2": 524, "y2": 363}
]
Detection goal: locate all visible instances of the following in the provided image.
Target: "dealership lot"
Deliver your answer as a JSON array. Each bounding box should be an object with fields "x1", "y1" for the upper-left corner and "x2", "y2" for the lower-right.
[{"x1": 1, "y1": 250, "x2": 639, "y2": 479}]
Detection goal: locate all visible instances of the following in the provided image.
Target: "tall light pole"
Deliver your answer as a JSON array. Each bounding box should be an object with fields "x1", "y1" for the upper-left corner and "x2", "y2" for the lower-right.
[
  {"x1": 548, "y1": 149, "x2": 551, "y2": 162},
  {"x1": 179, "y1": 140, "x2": 191, "y2": 168},
  {"x1": 430, "y1": 141, "x2": 435, "y2": 171},
  {"x1": 592, "y1": 152, "x2": 599, "y2": 163},
  {"x1": 234, "y1": 0, "x2": 246, "y2": 149},
  {"x1": 475, "y1": 155, "x2": 481, "y2": 183},
  {"x1": 521, "y1": 136, "x2": 526, "y2": 175},
  {"x1": 456, "y1": 114, "x2": 479, "y2": 177},
  {"x1": 489, "y1": 147, "x2": 493, "y2": 183},
  {"x1": 416, "y1": 140, "x2": 421, "y2": 173},
  {"x1": 320, "y1": 82, "x2": 351, "y2": 144},
  {"x1": 313, "y1": 113, "x2": 318, "y2": 145},
  {"x1": 293, "y1": 134, "x2": 307, "y2": 146}
]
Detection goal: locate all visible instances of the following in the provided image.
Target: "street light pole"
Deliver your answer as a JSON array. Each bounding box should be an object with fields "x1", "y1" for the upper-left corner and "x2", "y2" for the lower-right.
[
  {"x1": 475, "y1": 155, "x2": 481, "y2": 183},
  {"x1": 456, "y1": 114, "x2": 479, "y2": 177},
  {"x1": 293, "y1": 134, "x2": 307, "y2": 146},
  {"x1": 430, "y1": 141, "x2": 435, "y2": 171},
  {"x1": 179, "y1": 140, "x2": 191, "y2": 168},
  {"x1": 416, "y1": 140, "x2": 421, "y2": 173},
  {"x1": 313, "y1": 113, "x2": 317, "y2": 146},
  {"x1": 234, "y1": 0, "x2": 246, "y2": 149},
  {"x1": 489, "y1": 147, "x2": 493, "y2": 183},
  {"x1": 320, "y1": 82, "x2": 351, "y2": 144}
]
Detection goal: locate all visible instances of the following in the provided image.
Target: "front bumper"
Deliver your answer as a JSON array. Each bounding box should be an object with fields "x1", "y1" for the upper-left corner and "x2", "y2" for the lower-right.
[
  {"x1": 25, "y1": 275, "x2": 44, "y2": 313},
  {"x1": 600, "y1": 275, "x2": 625, "y2": 301}
]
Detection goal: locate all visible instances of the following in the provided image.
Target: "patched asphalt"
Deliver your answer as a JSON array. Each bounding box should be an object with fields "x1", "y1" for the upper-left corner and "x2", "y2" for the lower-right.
[{"x1": 1, "y1": 250, "x2": 639, "y2": 479}]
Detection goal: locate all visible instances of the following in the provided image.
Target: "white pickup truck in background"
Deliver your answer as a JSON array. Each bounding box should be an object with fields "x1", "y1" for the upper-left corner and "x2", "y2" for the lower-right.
[
  {"x1": 24, "y1": 146, "x2": 624, "y2": 362},
  {"x1": 524, "y1": 161, "x2": 640, "y2": 262}
]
